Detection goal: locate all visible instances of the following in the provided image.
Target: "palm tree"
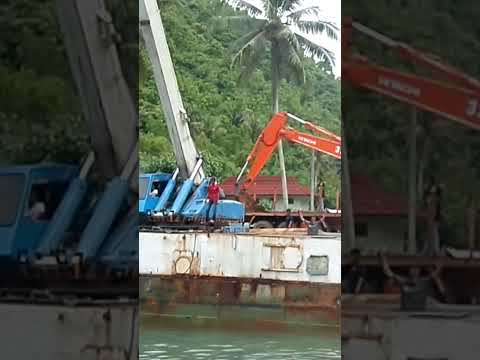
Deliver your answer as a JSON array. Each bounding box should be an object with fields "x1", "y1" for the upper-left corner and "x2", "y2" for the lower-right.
[{"x1": 221, "y1": 0, "x2": 338, "y2": 208}]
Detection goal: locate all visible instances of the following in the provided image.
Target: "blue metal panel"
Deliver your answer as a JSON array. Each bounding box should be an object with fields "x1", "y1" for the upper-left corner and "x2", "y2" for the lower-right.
[
  {"x1": 170, "y1": 179, "x2": 195, "y2": 214},
  {"x1": 15, "y1": 216, "x2": 49, "y2": 257},
  {"x1": 0, "y1": 170, "x2": 28, "y2": 259},
  {"x1": 35, "y1": 177, "x2": 88, "y2": 256},
  {"x1": 153, "y1": 177, "x2": 176, "y2": 212},
  {"x1": 139, "y1": 173, "x2": 172, "y2": 214},
  {"x1": 211, "y1": 200, "x2": 245, "y2": 222},
  {"x1": 76, "y1": 177, "x2": 130, "y2": 262},
  {"x1": 181, "y1": 180, "x2": 209, "y2": 219},
  {"x1": 99, "y1": 212, "x2": 138, "y2": 267},
  {"x1": 0, "y1": 164, "x2": 77, "y2": 260},
  {"x1": 138, "y1": 175, "x2": 152, "y2": 214},
  {"x1": 223, "y1": 223, "x2": 249, "y2": 233}
]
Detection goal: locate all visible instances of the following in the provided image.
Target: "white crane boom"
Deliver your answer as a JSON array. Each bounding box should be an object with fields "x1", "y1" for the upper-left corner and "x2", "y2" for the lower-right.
[
  {"x1": 139, "y1": 0, "x2": 204, "y2": 182},
  {"x1": 56, "y1": 0, "x2": 138, "y2": 187}
]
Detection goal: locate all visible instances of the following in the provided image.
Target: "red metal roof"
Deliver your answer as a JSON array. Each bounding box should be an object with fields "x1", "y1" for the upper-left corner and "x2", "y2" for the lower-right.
[
  {"x1": 222, "y1": 176, "x2": 311, "y2": 197},
  {"x1": 222, "y1": 173, "x2": 413, "y2": 216},
  {"x1": 351, "y1": 173, "x2": 410, "y2": 216}
]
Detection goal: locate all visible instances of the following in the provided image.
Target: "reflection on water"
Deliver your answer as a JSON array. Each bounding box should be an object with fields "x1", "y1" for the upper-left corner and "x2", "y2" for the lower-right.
[{"x1": 140, "y1": 328, "x2": 340, "y2": 360}]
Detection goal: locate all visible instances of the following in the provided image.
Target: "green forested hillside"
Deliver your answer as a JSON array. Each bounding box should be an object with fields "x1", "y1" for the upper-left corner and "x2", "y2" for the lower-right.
[
  {"x1": 0, "y1": 0, "x2": 137, "y2": 164},
  {"x1": 343, "y1": 0, "x2": 480, "y2": 245},
  {"x1": 140, "y1": 0, "x2": 341, "y2": 205},
  {"x1": 0, "y1": 1, "x2": 88, "y2": 164}
]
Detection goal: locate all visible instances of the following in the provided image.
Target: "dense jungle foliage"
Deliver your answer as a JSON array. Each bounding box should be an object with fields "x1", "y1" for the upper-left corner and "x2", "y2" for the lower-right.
[
  {"x1": 0, "y1": 1, "x2": 88, "y2": 164},
  {"x1": 0, "y1": 0, "x2": 340, "y2": 205},
  {"x1": 0, "y1": 0, "x2": 137, "y2": 164},
  {"x1": 140, "y1": 0, "x2": 341, "y2": 205}
]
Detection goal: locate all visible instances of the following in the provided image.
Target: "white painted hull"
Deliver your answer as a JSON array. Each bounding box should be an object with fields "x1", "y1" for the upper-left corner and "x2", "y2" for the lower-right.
[{"x1": 140, "y1": 231, "x2": 341, "y2": 284}]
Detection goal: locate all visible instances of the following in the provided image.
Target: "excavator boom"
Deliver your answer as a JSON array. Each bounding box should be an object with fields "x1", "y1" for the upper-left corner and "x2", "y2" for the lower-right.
[
  {"x1": 344, "y1": 18, "x2": 480, "y2": 92},
  {"x1": 343, "y1": 18, "x2": 480, "y2": 131},
  {"x1": 282, "y1": 128, "x2": 341, "y2": 159},
  {"x1": 237, "y1": 112, "x2": 341, "y2": 190},
  {"x1": 345, "y1": 60, "x2": 480, "y2": 130}
]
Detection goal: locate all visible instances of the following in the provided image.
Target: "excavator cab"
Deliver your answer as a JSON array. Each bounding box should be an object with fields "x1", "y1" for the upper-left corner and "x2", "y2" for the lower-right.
[{"x1": 0, "y1": 164, "x2": 77, "y2": 261}]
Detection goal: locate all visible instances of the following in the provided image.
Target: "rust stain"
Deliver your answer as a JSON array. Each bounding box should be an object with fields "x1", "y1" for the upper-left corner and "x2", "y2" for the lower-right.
[{"x1": 141, "y1": 275, "x2": 340, "y2": 320}]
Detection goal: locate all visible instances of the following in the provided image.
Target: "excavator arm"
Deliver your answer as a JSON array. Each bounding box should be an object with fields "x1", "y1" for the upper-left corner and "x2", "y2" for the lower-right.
[
  {"x1": 281, "y1": 128, "x2": 341, "y2": 159},
  {"x1": 343, "y1": 19, "x2": 480, "y2": 93},
  {"x1": 344, "y1": 60, "x2": 480, "y2": 130},
  {"x1": 237, "y1": 112, "x2": 341, "y2": 190},
  {"x1": 341, "y1": 18, "x2": 480, "y2": 253},
  {"x1": 342, "y1": 18, "x2": 480, "y2": 130},
  {"x1": 288, "y1": 113, "x2": 341, "y2": 142}
]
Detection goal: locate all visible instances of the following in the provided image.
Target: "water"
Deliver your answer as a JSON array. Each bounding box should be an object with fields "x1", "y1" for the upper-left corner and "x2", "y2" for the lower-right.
[{"x1": 140, "y1": 328, "x2": 340, "y2": 360}]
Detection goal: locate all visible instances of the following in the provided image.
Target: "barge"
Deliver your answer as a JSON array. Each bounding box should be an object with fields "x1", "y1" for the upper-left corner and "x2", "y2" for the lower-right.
[{"x1": 140, "y1": 230, "x2": 341, "y2": 332}]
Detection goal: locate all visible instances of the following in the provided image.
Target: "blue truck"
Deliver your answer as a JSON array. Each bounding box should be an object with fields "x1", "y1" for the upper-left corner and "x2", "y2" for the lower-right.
[
  {"x1": 139, "y1": 165, "x2": 245, "y2": 228},
  {"x1": 0, "y1": 162, "x2": 137, "y2": 273}
]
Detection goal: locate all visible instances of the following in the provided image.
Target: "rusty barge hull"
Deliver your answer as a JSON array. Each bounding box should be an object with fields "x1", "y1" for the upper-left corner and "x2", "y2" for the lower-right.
[
  {"x1": 140, "y1": 274, "x2": 340, "y2": 329},
  {"x1": 342, "y1": 296, "x2": 480, "y2": 360},
  {"x1": 0, "y1": 301, "x2": 138, "y2": 359},
  {"x1": 139, "y1": 231, "x2": 341, "y2": 328}
]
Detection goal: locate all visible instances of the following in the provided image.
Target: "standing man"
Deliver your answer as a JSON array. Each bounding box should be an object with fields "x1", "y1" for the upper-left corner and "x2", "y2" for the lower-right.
[
  {"x1": 318, "y1": 181, "x2": 326, "y2": 212},
  {"x1": 206, "y1": 176, "x2": 221, "y2": 224},
  {"x1": 285, "y1": 208, "x2": 295, "y2": 228},
  {"x1": 423, "y1": 181, "x2": 442, "y2": 255}
]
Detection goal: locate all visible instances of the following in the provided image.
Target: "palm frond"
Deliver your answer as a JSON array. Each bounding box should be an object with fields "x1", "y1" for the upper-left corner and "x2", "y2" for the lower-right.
[
  {"x1": 274, "y1": 26, "x2": 301, "y2": 52},
  {"x1": 238, "y1": 44, "x2": 267, "y2": 84},
  {"x1": 286, "y1": 6, "x2": 321, "y2": 22},
  {"x1": 231, "y1": 26, "x2": 266, "y2": 51},
  {"x1": 280, "y1": 0, "x2": 302, "y2": 14},
  {"x1": 295, "y1": 32, "x2": 336, "y2": 68},
  {"x1": 285, "y1": 44, "x2": 305, "y2": 84},
  {"x1": 274, "y1": 27, "x2": 305, "y2": 84},
  {"x1": 215, "y1": 15, "x2": 267, "y2": 33},
  {"x1": 263, "y1": 0, "x2": 278, "y2": 20},
  {"x1": 231, "y1": 29, "x2": 267, "y2": 68},
  {"x1": 221, "y1": 0, "x2": 263, "y2": 16},
  {"x1": 296, "y1": 20, "x2": 338, "y2": 40}
]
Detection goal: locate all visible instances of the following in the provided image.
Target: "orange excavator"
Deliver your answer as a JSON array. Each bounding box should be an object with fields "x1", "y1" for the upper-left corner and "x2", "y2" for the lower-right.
[
  {"x1": 342, "y1": 18, "x2": 480, "y2": 129},
  {"x1": 342, "y1": 18, "x2": 480, "y2": 244},
  {"x1": 341, "y1": 19, "x2": 480, "y2": 302},
  {"x1": 235, "y1": 112, "x2": 341, "y2": 191}
]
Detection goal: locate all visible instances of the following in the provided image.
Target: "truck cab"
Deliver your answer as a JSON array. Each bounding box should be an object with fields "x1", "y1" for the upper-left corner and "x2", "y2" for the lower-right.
[
  {"x1": 0, "y1": 164, "x2": 78, "y2": 261},
  {"x1": 139, "y1": 172, "x2": 172, "y2": 215}
]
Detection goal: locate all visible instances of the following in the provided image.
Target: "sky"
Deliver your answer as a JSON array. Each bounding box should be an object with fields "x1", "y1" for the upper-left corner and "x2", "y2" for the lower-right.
[{"x1": 246, "y1": 0, "x2": 341, "y2": 77}]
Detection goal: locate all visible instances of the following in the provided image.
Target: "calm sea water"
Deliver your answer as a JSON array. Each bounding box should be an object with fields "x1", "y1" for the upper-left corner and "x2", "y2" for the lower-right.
[{"x1": 140, "y1": 328, "x2": 340, "y2": 360}]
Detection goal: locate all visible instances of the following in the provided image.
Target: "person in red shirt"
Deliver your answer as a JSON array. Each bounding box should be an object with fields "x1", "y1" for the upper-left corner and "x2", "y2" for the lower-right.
[{"x1": 206, "y1": 176, "x2": 221, "y2": 223}]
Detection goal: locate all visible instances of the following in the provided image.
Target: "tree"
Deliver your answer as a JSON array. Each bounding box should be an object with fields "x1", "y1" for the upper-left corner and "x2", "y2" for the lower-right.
[{"x1": 220, "y1": 0, "x2": 338, "y2": 208}]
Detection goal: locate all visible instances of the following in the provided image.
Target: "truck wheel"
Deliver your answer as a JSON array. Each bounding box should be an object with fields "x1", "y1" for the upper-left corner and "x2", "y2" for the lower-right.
[
  {"x1": 277, "y1": 221, "x2": 287, "y2": 228},
  {"x1": 252, "y1": 220, "x2": 273, "y2": 229}
]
